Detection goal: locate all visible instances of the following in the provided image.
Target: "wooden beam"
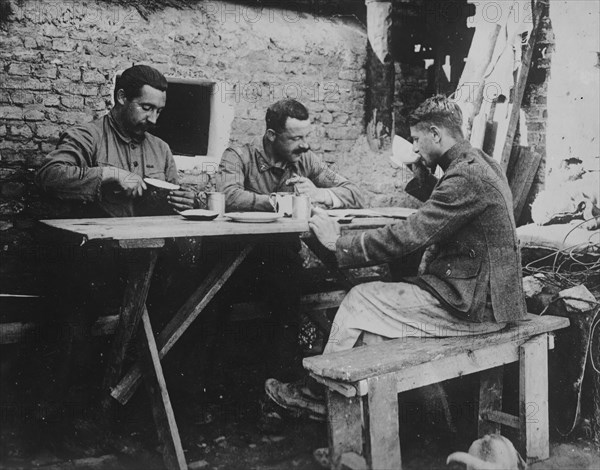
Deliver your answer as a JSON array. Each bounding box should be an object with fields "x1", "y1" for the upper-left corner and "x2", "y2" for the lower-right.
[
  {"x1": 102, "y1": 249, "x2": 157, "y2": 409},
  {"x1": 138, "y1": 308, "x2": 187, "y2": 470},
  {"x1": 519, "y1": 334, "x2": 550, "y2": 462},
  {"x1": 499, "y1": 0, "x2": 545, "y2": 171},
  {"x1": 310, "y1": 373, "x2": 357, "y2": 398},
  {"x1": 326, "y1": 389, "x2": 364, "y2": 470},
  {"x1": 364, "y1": 375, "x2": 401, "y2": 469},
  {"x1": 508, "y1": 146, "x2": 542, "y2": 222},
  {"x1": 483, "y1": 410, "x2": 520, "y2": 429},
  {"x1": 478, "y1": 366, "x2": 505, "y2": 436}
]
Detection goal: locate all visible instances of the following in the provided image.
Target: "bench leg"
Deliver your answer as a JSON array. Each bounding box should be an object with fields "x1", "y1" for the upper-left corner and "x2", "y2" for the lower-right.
[
  {"x1": 364, "y1": 376, "x2": 401, "y2": 469},
  {"x1": 326, "y1": 389, "x2": 363, "y2": 470},
  {"x1": 478, "y1": 365, "x2": 504, "y2": 436},
  {"x1": 519, "y1": 334, "x2": 550, "y2": 463}
]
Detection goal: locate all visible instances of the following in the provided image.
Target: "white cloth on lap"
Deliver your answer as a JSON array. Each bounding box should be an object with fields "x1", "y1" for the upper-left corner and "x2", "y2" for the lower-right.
[{"x1": 324, "y1": 281, "x2": 505, "y2": 354}]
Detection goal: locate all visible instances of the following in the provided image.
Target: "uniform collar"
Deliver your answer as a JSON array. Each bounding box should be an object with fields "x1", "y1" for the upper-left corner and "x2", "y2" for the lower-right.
[
  {"x1": 108, "y1": 109, "x2": 145, "y2": 144},
  {"x1": 438, "y1": 139, "x2": 474, "y2": 171}
]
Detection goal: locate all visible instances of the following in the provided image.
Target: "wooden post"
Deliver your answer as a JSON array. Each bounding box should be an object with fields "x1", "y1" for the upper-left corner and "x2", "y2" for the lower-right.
[
  {"x1": 519, "y1": 334, "x2": 550, "y2": 462},
  {"x1": 364, "y1": 375, "x2": 401, "y2": 469},
  {"x1": 102, "y1": 248, "x2": 158, "y2": 409},
  {"x1": 499, "y1": 0, "x2": 545, "y2": 171},
  {"x1": 508, "y1": 147, "x2": 542, "y2": 222},
  {"x1": 326, "y1": 389, "x2": 364, "y2": 470},
  {"x1": 478, "y1": 365, "x2": 504, "y2": 436}
]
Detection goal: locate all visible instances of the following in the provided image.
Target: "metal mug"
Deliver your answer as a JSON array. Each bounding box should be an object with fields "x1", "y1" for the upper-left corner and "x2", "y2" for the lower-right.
[
  {"x1": 292, "y1": 195, "x2": 311, "y2": 219},
  {"x1": 269, "y1": 192, "x2": 294, "y2": 217},
  {"x1": 206, "y1": 192, "x2": 225, "y2": 215}
]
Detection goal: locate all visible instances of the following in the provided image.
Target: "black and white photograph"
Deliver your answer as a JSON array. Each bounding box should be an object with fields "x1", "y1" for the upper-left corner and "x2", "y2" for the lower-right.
[{"x1": 0, "y1": 0, "x2": 599, "y2": 468}]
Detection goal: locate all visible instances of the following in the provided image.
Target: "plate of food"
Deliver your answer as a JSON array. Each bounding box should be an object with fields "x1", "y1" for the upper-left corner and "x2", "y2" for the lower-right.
[
  {"x1": 178, "y1": 209, "x2": 220, "y2": 221},
  {"x1": 225, "y1": 212, "x2": 283, "y2": 223},
  {"x1": 143, "y1": 177, "x2": 180, "y2": 191}
]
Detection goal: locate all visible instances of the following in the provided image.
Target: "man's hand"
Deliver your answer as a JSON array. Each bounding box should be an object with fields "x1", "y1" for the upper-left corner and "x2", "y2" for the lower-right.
[
  {"x1": 407, "y1": 159, "x2": 431, "y2": 184},
  {"x1": 286, "y1": 176, "x2": 332, "y2": 206},
  {"x1": 168, "y1": 190, "x2": 197, "y2": 211},
  {"x1": 102, "y1": 167, "x2": 146, "y2": 198},
  {"x1": 309, "y1": 207, "x2": 341, "y2": 252}
]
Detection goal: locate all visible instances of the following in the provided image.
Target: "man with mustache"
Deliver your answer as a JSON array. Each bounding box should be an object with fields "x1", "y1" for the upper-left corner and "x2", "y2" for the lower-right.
[
  {"x1": 218, "y1": 98, "x2": 364, "y2": 211},
  {"x1": 36, "y1": 64, "x2": 198, "y2": 217},
  {"x1": 32, "y1": 66, "x2": 201, "y2": 423},
  {"x1": 216, "y1": 99, "x2": 364, "y2": 391}
]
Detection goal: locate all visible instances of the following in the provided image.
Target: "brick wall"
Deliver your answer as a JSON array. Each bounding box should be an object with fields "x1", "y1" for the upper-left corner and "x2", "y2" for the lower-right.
[{"x1": 0, "y1": 0, "x2": 384, "y2": 295}]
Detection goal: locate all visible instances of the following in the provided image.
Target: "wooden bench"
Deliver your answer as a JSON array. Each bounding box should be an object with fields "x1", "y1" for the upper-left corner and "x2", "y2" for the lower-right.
[{"x1": 303, "y1": 314, "x2": 570, "y2": 470}]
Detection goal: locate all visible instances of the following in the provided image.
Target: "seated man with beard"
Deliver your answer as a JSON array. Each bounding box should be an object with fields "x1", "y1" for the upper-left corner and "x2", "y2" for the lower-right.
[{"x1": 36, "y1": 64, "x2": 199, "y2": 216}]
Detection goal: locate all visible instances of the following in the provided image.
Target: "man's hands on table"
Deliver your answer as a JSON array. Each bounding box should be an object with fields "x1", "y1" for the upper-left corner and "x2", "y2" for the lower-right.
[
  {"x1": 286, "y1": 176, "x2": 332, "y2": 207},
  {"x1": 309, "y1": 207, "x2": 340, "y2": 252}
]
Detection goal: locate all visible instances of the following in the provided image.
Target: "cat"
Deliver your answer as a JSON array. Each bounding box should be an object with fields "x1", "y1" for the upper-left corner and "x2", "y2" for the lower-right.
[{"x1": 447, "y1": 434, "x2": 527, "y2": 470}]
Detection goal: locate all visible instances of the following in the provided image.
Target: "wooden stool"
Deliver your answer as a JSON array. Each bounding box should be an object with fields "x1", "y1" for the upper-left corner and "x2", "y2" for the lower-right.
[{"x1": 303, "y1": 314, "x2": 570, "y2": 470}]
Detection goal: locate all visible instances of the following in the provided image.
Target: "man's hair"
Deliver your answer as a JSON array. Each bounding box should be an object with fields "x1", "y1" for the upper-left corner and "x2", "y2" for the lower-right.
[
  {"x1": 266, "y1": 99, "x2": 309, "y2": 133},
  {"x1": 114, "y1": 65, "x2": 168, "y2": 103},
  {"x1": 408, "y1": 95, "x2": 464, "y2": 139}
]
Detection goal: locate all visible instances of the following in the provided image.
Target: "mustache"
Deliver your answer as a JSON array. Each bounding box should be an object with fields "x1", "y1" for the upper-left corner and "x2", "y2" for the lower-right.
[
  {"x1": 141, "y1": 122, "x2": 157, "y2": 132},
  {"x1": 293, "y1": 146, "x2": 310, "y2": 154}
]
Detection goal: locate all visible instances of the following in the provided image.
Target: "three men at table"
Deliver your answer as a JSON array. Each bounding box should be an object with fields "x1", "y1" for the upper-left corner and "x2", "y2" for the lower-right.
[
  {"x1": 265, "y1": 95, "x2": 526, "y2": 417},
  {"x1": 36, "y1": 65, "x2": 198, "y2": 217}
]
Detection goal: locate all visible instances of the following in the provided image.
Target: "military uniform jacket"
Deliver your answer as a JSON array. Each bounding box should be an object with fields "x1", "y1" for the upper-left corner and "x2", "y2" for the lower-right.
[{"x1": 336, "y1": 140, "x2": 527, "y2": 323}]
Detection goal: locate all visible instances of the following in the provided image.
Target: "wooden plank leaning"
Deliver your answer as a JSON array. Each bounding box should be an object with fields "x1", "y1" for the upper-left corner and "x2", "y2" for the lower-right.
[{"x1": 499, "y1": 0, "x2": 545, "y2": 171}]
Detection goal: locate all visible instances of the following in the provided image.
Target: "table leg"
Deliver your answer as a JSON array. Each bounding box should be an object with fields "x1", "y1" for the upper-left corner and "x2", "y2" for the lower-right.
[
  {"x1": 111, "y1": 242, "x2": 256, "y2": 404},
  {"x1": 102, "y1": 249, "x2": 158, "y2": 408},
  {"x1": 138, "y1": 306, "x2": 187, "y2": 470}
]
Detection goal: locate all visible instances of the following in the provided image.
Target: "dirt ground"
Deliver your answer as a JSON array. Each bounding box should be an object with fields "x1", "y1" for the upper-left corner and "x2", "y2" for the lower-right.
[{"x1": 1, "y1": 315, "x2": 599, "y2": 470}]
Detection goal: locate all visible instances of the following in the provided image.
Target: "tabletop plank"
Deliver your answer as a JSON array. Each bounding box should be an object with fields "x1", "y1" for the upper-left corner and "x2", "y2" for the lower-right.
[
  {"x1": 39, "y1": 207, "x2": 417, "y2": 243},
  {"x1": 39, "y1": 215, "x2": 310, "y2": 242}
]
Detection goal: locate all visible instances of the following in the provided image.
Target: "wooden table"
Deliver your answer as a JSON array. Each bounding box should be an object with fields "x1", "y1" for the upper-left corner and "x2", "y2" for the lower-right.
[
  {"x1": 40, "y1": 215, "x2": 310, "y2": 470},
  {"x1": 39, "y1": 208, "x2": 415, "y2": 469}
]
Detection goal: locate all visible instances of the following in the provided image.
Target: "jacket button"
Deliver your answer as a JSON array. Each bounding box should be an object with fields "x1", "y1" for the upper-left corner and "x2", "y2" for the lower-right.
[
  {"x1": 446, "y1": 269, "x2": 452, "y2": 276},
  {"x1": 469, "y1": 249, "x2": 476, "y2": 258}
]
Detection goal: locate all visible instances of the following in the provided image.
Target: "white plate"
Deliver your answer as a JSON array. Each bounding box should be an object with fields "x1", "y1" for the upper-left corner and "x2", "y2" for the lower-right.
[
  {"x1": 178, "y1": 209, "x2": 220, "y2": 221},
  {"x1": 144, "y1": 177, "x2": 180, "y2": 191},
  {"x1": 225, "y1": 212, "x2": 283, "y2": 223}
]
